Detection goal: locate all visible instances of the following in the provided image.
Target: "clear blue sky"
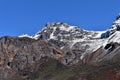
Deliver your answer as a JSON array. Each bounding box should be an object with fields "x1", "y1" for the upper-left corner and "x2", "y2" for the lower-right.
[{"x1": 0, "y1": 0, "x2": 120, "y2": 37}]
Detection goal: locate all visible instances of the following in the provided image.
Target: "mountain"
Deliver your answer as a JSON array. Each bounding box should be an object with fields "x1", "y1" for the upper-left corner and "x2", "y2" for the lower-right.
[
  {"x1": 20, "y1": 14, "x2": 120, "y2": 65},
  {"x1": 0, "y1": 14, "x2": 120, "y2": 80}
]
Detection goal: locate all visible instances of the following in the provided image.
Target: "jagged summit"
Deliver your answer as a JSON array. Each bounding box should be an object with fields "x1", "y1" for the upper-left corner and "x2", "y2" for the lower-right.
[
  {"x1": 31, "y1": 22, "x2": 82, "y2": 40},
  {"x1": 45, "y1": 22, "x2": 70, "y2": 28}
]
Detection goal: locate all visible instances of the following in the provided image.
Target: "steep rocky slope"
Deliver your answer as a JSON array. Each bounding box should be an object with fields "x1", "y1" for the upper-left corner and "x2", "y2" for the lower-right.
[{"x1": 0, "y1": 36, "x2": 65, "y2": 80}]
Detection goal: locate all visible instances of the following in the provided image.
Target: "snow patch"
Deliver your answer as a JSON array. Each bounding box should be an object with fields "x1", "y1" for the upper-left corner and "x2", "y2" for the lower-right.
[
  {"x1": 108, "y1": 31, "x2": 120, "y2": 43},
  {"x1": 32, "y1": 34, "x2": 40, "y2": 40},
  {"x1": 19, "y1": 34, "x2": 31, "y2": 38},
  {"x1": 49, "y1": 27, "x2": 57, "y2": 39},
  {"x1": 94, "y1": 31, "x2": 106, "y2": 38}
]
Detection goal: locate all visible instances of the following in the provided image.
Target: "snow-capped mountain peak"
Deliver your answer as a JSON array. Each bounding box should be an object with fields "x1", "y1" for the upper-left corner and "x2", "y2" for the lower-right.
[
  {"x1": 29, "y1": 22, "x2": 105, "y2": 60},
  {"x1": 19, "y1": 14, "x2": 120, "y2": 61}
]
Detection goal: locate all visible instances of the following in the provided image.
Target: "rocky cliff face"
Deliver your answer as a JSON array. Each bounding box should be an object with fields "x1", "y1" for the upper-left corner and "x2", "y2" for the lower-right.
[{"x1": 0, "y1": 36, "x2": 65, "y2": 80}]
